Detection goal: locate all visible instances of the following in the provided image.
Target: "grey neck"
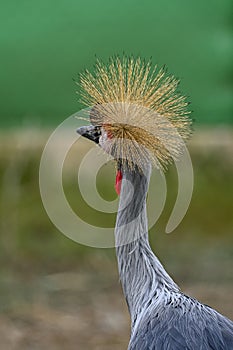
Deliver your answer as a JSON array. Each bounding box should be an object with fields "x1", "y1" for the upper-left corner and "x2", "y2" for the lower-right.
[{"x1": 115, "y1": 163, "x2": 179, "y2": 325}]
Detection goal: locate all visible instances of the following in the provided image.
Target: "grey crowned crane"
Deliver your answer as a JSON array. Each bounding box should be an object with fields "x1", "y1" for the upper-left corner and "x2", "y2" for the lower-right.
[{"x1": 76, "y1": 56, "x2": 233, "y2": 349}]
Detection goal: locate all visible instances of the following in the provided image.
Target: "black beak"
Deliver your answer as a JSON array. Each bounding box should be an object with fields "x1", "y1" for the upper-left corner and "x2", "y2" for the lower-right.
[{"x1": 76, "y1": 125, "x2": 101, "y2": 144}]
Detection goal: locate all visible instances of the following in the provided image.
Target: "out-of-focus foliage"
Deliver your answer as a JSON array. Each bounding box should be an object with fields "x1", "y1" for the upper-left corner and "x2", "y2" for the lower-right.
[
  {"x1": 0, "y1": 0, "x2": 232, "y2": 127},
  {"x1": 0, "y1": 131, "x2": 232, "y2": 283}
]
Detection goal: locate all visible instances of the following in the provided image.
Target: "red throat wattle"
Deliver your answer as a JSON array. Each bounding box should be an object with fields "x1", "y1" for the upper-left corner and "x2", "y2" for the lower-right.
[{"x1": 115, "y1": 170, "x2": 122, "y2": 196}]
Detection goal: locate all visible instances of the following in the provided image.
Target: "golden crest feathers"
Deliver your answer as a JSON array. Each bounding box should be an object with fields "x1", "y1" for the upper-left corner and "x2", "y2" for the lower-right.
[{"x1": 77, "y1": 55, "x2": 192, "y2": 171}]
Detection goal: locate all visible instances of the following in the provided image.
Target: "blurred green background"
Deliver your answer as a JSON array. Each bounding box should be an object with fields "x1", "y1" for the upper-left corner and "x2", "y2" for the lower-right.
[
  {"x1": 0, "y1": 0, "x2": 233, "y2": 127},
  {"x1": 0, "y1": 1, "x2": 233, "y2": 349}
]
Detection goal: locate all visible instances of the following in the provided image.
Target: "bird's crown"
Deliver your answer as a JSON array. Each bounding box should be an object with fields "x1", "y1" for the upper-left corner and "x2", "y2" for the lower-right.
[{"x1": 77, "y1": 55, "x2": 192, "y2": 172}]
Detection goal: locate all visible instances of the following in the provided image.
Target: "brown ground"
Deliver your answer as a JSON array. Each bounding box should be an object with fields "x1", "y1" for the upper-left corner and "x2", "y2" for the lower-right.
[{"x1": 0, "y1": 269, "x2": 232, "y2": 350}]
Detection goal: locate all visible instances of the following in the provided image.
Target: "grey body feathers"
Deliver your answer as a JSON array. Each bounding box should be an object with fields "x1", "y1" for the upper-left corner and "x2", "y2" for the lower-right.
[{"x1": 115, "y1": 163, "x2": 233, "y2": 350}]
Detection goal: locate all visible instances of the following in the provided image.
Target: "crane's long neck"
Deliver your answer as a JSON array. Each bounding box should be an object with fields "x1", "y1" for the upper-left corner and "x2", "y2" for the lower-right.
[{"x1": 115, "y1": 164, "x2": 179, "y2": 325}]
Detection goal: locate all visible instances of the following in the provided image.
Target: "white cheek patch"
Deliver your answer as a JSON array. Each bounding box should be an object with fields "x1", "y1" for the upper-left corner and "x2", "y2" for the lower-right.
[
  {"x1": 99, "y1": 127, "x2": 113, "y2": 155},
  {"x1": 99, "y1": 127, "x2": 108, "y2": 146}
]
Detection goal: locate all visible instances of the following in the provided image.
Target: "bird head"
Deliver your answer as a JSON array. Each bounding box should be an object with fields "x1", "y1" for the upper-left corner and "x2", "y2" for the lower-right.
[{"x1": 76, "y1": 55, "x2": 192, "y2": 195}]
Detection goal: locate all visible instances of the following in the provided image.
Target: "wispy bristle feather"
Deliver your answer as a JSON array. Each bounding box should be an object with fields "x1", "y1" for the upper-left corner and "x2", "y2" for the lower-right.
[{"x1": 78, "y1": 55, "x2": 192, "y2": 172}]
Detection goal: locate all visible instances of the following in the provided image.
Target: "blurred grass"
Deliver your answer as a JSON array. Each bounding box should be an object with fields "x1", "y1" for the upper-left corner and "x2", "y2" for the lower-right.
[
  {"x1": 0, "y1": 128, "x2": 233, "y2": 349},
  {"x1": 0, "y1": 128, "x2": 232, "y2": 277}
]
